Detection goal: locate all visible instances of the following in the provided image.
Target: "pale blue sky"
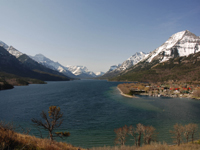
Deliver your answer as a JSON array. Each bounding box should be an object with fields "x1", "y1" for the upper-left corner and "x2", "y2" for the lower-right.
[{"x1": 0, "y1": 0, "x2": 200, "y2": 73}]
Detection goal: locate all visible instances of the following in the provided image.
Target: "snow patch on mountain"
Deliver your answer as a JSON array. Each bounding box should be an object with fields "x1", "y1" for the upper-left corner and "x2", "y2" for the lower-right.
[
  {"x1": 108, "y1": 64, "x2": 121, "y2": 72},
  {"x1": 0, "y1": 41, "x2": 23, "y2": 58},
  {"x1": 7, "y1": 46, "x2": 23, "y2": 58}
]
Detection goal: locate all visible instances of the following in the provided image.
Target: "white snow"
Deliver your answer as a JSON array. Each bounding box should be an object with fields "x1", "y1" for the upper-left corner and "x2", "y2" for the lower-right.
[
  {"x1": 114, "y1": 52, "x2": 148, "y2": 72},
  {"x1": 0, "y1": 41, "x2": 23, "y2": 58},
  {"x1": 30, "y1": 54, "x2": 76, "y2": 78},
  {"x1": 147, "y1": 31, "x2": 186, "y2": 62},
  {"x1": 95, "y1": 71, "x2": 105, "y2": 76},
  {"x1": 146, "y1": 30, "x2": 200, "y2": 63},
  {"x1": 7, "y1": 46, "x2": 23, "y2": 58},
  {"x1": 66, "y1": 65, "x2": 96, "y2": 77}
]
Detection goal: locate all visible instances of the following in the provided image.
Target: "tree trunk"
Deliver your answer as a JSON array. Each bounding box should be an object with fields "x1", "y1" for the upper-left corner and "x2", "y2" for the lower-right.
[
  {"x1": 178, "y1": 138, "x2": 180, "y2": 146},
  {"x1": 134, "y1": 137, "x2": 137, "y2": 146},
  {"x1": 138, "y1": 132, "x2": 141, "y2": 147},
  {"x1": 192, "y1": 134, "x2": 194, "y2": 143},
  {"x1": 49, "y1": 131, "x2": 53, "y2": 141}
]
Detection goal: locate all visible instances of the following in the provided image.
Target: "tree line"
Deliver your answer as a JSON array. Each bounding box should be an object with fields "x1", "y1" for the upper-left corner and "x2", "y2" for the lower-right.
[{"x1": 114, "y1": 123, "x2": 198, "y2": 147}]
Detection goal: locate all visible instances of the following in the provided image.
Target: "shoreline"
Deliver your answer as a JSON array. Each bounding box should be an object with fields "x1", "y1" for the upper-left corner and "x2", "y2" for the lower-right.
[{"x1": 117, "y1": 87, "x2": 138, "y2": 98}]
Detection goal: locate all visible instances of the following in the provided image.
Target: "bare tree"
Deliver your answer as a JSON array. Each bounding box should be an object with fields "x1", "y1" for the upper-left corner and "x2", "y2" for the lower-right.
[
  {"x1": 128, "y1": 125, "x2": 137, "y2": 146},
  {"x1": 190, "y1": 123, "x2": 198, "y2": 143},
  {"x1": 184, "y1": 124, "x2": 191, "y2": 143},
  {"x1": 143, "y1": 125, "x2": 156, "y2": 145},
  {"x1": 31, "y1": 106, "x2": 70, "y2": 141},
  {"x1": 114, "y1": 125, "x2": 128, "y2": 145},
  {"x1": 135, "y1": 123, "x2": 145, "y2": 147},
  {"x1": 170, "y1": 123, "x2": 184, "y2": 146}
]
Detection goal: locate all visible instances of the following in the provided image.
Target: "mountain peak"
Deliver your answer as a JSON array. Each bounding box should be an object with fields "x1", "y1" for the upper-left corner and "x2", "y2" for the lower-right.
[
  {"x1": 145, "y1": 30, "x2": 200, "y2": 63},
  {"x1": 35, "y1": 54, "x2": 46, "y2": 57}
]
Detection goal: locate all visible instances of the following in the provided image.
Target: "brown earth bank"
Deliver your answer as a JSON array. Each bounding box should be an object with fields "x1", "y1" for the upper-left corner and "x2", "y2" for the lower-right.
[{"x1": 117, "y1": 81, "x2": 200, "y2": 99}]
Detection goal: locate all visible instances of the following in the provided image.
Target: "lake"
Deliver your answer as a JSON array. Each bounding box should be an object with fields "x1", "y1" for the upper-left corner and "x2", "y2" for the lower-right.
[{"x1": 0, "y1": 79, "x2": 200, "y2": 148}]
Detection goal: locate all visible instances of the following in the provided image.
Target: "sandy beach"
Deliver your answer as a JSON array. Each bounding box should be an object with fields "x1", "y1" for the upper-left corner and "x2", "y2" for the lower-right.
[{"x1": 117, "y1": 87, "x2": 138, "y2": 98}]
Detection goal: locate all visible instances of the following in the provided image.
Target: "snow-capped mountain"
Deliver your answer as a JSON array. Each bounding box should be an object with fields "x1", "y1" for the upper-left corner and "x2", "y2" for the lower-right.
[
  {"x1": 145, "y1": 30, "x2": 200, "y2": 63},
  {"x1": 31, "y1": 54, "x2": 97, "y2": 79},
  {"x1": 108, "y1": 64, "x2": 121, "y2": 72},
  {"x1": 30, "y1": 54, "x2": 76, "y2": 78},
  {"x1": 95, "y1": 71, "x2": 105, "y2": 77},
  {"x1": 103, "y1": 30, "x2": 200, "y2": 79},
  {"x1": 114, "y1": 52, "x2": 148, "y2": 72},
  {"x1": 100, "y1": 64, "x2": 121, "y2": 78},
  {"x1": 66, "y1": 65, "x2": 97, "y2": 78},
  {"x1": 0, "y1": 41, "x2": 23, "y2": 58},
  {"x1": 101, "y1": 52, "x2": 148, "y2": 78}
]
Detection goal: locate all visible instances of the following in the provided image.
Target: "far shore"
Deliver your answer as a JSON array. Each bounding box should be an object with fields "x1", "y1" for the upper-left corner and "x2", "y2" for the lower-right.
[{"x1": 117, "y1": 87, "x2": 138, "y2": 98}]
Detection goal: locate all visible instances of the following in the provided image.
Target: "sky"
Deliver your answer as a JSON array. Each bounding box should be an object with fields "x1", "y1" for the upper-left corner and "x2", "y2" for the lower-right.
[{"x1": 0, "y1": 0, "x2": 200, "y2": 73}]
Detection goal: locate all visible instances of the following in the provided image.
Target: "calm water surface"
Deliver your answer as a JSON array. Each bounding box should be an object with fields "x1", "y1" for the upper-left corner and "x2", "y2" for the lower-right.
[{"x1": 0, "y1": 79, "x2": 200, "y2": 148}]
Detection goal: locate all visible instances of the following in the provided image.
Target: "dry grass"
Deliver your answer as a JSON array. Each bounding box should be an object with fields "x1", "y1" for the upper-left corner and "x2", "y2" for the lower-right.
[
  {"x1": 90, "y1": 142, "x2": 200, "y2": 150},
  {"x1": 0, "y1": 127, "x2": 85, "y2": 150}
]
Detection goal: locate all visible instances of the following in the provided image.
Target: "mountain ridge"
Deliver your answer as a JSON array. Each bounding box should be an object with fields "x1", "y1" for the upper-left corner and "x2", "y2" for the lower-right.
[{"x1": 31, "y1": 54, "x2": 98, "y2": 79}]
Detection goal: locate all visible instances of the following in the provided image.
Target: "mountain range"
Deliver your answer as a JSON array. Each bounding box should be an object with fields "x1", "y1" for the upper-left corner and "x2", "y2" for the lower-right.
[
  {"x1": 30, "y1": 54, "x2": 103, "y2": 78},
  {"x1": 0, "y1": 40, "x2": 105, "y2": 82},
  {"x1": 105, "y1": 30, "x2": 200, "y2": 82},
  {"x1": 1, "y1": 30, "x2": 199, "y2": 87}
]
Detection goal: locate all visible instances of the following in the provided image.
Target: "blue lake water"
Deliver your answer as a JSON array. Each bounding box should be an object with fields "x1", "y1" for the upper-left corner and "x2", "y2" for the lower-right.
[{"x1": 0, "y1": 79, "x2": 200, "y2": 148}]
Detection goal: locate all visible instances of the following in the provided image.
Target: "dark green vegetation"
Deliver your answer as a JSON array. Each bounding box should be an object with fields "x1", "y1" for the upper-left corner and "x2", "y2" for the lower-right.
[
  {"x1": 0, "y1": 46, "x2": 71, "y2": 90},
  {"x1": 110, "y1": 52, "x2": 200, "y2": 82}
]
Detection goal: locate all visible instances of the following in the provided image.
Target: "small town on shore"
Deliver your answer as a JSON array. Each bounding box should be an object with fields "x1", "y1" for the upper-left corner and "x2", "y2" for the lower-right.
[{"x1": 117, "y1": 81, "x2": 200, "y2": 99}]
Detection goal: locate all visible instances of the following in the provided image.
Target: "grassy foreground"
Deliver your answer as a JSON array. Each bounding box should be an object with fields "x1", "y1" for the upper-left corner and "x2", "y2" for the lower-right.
[
  {"x1": 0, "y1": 127, "x2": 85, "y2": 150},
  {"x1": 1, "y1": 128, "x2": 200, "y2": 150}
]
